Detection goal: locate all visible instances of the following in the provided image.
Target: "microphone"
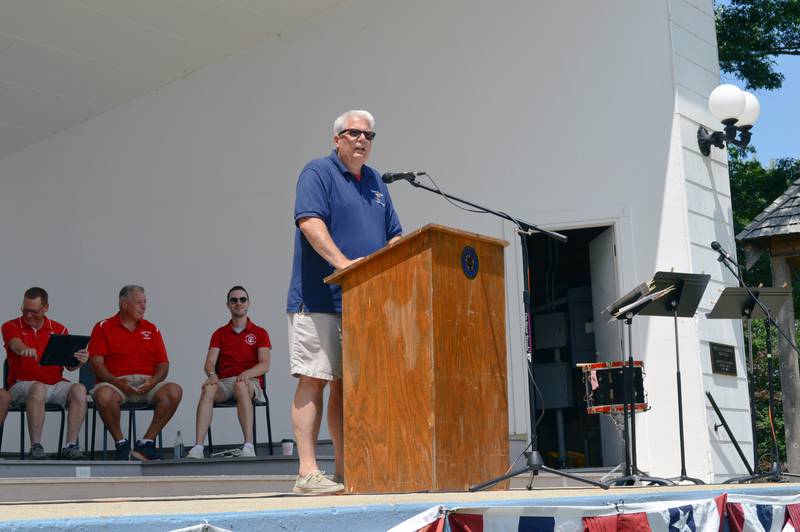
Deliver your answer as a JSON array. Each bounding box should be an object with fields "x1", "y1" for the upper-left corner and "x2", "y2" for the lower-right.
[
  {"x1": 710, "y1": 241, "x2": 734, "y2": 262},
  {"x1": 382, "y1": 171, "x2": 424, "y2": 184}
]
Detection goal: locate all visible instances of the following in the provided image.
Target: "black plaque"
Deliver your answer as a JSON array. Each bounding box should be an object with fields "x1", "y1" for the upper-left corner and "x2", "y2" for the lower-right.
[{"x1": 710, "y1": 342, "x2": 737, "y2": 376}]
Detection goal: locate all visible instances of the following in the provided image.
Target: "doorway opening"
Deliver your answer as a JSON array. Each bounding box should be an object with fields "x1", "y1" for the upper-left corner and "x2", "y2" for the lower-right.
[{"x1": 527, "y1": 224, "x2": 623, "y2": 469}]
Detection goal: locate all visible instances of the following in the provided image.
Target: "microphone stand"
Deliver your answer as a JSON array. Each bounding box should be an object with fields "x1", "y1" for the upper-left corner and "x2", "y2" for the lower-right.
[
  {"x1": 717, "y1": 251, "x2": 800, "y2": 358},
  {"x1": 403, "y1": 178, "x2": 567, "y2": 244},
  {"x1": 715, "y1": 249, "x2": 800, "y2": 483},
  {"x1": 392, "y1": 177, "x2": 607, "y2": 490}
]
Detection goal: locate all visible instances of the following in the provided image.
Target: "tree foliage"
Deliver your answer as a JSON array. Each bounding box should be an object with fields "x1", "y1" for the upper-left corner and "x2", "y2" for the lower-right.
[
  {"x1": 716, "y1": 0, "x2": 800, "y2": 90},
  {"x1": 730, "y1": 149, "x2": 800, "y2": 466}
]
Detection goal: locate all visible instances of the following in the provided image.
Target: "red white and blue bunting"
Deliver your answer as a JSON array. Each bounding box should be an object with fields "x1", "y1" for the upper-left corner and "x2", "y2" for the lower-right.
[{"x1": 389, "y1": 493, "x2": 800, "y2": 532}]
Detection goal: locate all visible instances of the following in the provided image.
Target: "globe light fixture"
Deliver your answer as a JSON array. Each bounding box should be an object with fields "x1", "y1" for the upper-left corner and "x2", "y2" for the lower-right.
[{"x1": 697, "y1": 84, "x2": 760, "y2": 156}]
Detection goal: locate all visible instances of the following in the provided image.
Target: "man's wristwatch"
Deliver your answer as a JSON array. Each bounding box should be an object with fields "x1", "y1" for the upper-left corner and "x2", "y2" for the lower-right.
[{"x1": 207, "y1": 372, "x2": 216, "y2": 377}]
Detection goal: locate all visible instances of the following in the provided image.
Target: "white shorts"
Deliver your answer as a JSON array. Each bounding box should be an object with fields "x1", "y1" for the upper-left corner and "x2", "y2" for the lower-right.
[
  {"x1": 90, "y1": 374, "x2": 169, "y2": 404},
  {"x1": 215, "y1": 376, "x2": 263, "y2": 402},
  {"x1": 287, "y1": 312, "x2": 342, "y2": 380},
  {"x1": 10, "y1": 380, "x2": 74, "y2": 407}
]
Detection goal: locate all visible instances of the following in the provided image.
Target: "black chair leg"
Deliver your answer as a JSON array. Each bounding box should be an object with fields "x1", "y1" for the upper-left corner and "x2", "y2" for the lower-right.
[
  {"x1": 84, "y1": 408, "x2": 89, "y2": 454},
  {"x1": 56, "y1": 410, "x2": 65, "y2": 460},
  {"x1": 252, "y1": 405, "x2": 257, "y2": 455},
  {"x1": 0, "y1": 422, "x2": 4, "y2": 456},
  {"x1": 90, "y1": 407, "x2": 97, "y2": 460},
  {"x1": 128, "y1": 411, "x2": 136, "y2": 444},
  {"x1": 208, "y1": 426, "x2": 214, "y2": 455},
  {"x1": 265, "y1": 396, "x2": 273, "y2": 456},
  {"x1": 19, "y1": 410, "x2": 25, "y2": 460}
]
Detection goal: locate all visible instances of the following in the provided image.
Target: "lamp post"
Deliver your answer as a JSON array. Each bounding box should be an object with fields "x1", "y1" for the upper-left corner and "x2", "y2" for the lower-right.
[{"x1": 697, "y1": 84, "x2": 760, "y2": 156}]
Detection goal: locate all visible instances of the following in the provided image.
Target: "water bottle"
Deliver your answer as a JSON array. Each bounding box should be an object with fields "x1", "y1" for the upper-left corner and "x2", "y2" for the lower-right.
[{"x1": 174, "y1": 430, "x2": 184, "y2": 459}]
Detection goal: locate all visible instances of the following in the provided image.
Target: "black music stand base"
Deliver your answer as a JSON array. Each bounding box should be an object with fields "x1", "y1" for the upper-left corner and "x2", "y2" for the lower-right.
[
  {"x1": 724, "y1": 462, "x2": 781, "y2": 484},
  {"x1": 611, "y1": 472, "x2": 674, "y2": 487},
  {"x1": 470, "y1": 450, "x2": 609, "y2": 491},
  {"x1": 668, "y1": 474, "x2": 705, "y2": 485}
]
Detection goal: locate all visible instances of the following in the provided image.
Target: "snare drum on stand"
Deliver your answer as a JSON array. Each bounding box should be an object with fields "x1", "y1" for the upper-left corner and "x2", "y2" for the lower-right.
[{"x1": 579, "y1": 361, "x2": 648, "y2": 415}]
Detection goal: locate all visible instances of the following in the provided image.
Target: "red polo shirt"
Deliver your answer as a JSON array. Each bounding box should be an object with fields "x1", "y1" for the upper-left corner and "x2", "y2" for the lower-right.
[
  {"x1": 87, "y1": 314, "x2": 169, "y2": 377},
  {"x1": 210, "y1": 318, "x2": 271, "y2": 380},
  {"x1": 1, "y1": 317, "x2": 69, "y2": 387}
]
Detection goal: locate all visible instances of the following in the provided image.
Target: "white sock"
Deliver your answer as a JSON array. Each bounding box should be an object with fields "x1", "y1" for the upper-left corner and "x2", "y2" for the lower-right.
[
  {"x1": 191, "y1": 444, "x2": 204, "y2": 452},
  {"x1": 242, "y1": 442, "x2": 254, "y2": 451}
]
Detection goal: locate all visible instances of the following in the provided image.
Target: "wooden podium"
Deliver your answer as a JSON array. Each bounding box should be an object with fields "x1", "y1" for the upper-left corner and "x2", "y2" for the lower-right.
[{"x1": 326, "y1": 224, "x2": 510, "y2": 494}]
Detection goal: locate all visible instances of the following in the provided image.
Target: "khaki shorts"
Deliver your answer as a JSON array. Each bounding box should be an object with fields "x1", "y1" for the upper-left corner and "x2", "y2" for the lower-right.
[
  {"x1": 10, "y1": 380, "x2": 74, "y2": 407},
  {"x1": 288, "y1": 312, "x2": 342, "y2": 380},
  {"x1": 215, "y1": 376, "x2": 263, "y2": 402},
  {"x1": 90, "y1": 374, "x2": 169, "y2": 404}
]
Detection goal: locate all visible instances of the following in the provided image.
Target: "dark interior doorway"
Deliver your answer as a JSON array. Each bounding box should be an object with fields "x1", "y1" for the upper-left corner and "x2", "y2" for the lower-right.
[{"x1": 527, "y1": 225, "x2": 615, "y2": 469}]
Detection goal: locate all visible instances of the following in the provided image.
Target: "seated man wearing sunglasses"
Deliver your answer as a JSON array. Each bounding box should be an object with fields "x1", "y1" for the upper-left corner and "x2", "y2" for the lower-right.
[
  {"x1": 187, "y1": 286, "x2": 271, "y2": 459},
  {"x1": 88, "y1": 285, "x2": 183, "y2": 461},
  {"x1": 287, "y1": 109, "x2": 403, "y2": 494}
]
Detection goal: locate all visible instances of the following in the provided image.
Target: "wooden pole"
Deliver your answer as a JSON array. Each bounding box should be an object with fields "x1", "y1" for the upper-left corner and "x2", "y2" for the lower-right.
[{"x1": 769, "y1": 255, "x2": 800, "y2": 473}]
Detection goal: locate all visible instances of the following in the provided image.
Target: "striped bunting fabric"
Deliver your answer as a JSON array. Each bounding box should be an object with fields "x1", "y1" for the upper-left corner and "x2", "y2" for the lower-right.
[
  {"x1": 389, "y1": 493, "x2": 800, "y2": 532},
  {"x1": 725, "y1": 494, "x2": 800, "y2": 532}
]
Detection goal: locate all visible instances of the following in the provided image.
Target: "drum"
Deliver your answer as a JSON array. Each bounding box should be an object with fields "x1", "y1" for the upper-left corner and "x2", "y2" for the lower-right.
[{"x1": 579, "y1": 361, "x2": 648, "y2": 415}]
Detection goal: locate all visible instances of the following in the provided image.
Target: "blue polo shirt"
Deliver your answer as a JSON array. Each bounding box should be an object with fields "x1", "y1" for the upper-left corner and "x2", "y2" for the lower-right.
[{"x1": 287, "y1": 150, "x2": 403, "y2": 313}]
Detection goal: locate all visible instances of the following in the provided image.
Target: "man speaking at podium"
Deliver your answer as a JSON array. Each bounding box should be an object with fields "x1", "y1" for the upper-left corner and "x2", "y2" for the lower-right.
[{"x1": 287, "y1": 109, "x2": 402, "y2": 494}]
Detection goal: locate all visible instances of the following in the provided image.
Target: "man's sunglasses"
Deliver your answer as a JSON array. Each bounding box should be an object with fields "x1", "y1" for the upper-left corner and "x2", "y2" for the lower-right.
[
  {"x1": 229, "y1": 297, "x2": 248, "y2": 304},
  {"x1": 339, "y1": 128, "x2": 376, "y2": 141}
]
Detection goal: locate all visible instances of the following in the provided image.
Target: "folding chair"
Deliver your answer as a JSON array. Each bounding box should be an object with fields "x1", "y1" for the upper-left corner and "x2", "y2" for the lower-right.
[
  {"x1": 0, "y1": 360, "x2": 66, "y2": 459},
  {"x1": 207, "y1": 374, "x2": 273, "y2": 456},
  {"x1": 82, "y1": 366, "x2": 163, "y2": 459}
]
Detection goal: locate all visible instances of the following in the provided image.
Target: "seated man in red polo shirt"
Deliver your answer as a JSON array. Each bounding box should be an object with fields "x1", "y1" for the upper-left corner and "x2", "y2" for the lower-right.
[
  {"x1": 187, "y1": 286, "x2": 271, "y2": 459},
  {"x1": 88, "y1": 285, "x2": 183, "y2": 461},
  {"x1": 1, "y1": 287, "x2": 88, "y2": 460}
]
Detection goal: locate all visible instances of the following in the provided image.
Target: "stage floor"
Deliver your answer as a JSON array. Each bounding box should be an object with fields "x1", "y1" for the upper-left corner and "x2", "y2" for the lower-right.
[{"x1": 1, "y1": 476, "x2": 798, "y2": 531}]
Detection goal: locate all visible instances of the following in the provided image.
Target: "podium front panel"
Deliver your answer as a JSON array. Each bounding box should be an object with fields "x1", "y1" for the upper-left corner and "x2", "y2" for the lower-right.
[
  {"x1": 341, "y1": 234, "x2": 436, "y2": 493},
  {"x1": 430, "y1": 230, "x2": 509, "y2": 491},
  {"x1": 337, "y1": 225, "x2": 509, "y2": 493}
]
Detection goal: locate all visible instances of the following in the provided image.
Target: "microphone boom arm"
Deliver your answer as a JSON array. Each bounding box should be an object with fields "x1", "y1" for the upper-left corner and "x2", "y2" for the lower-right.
[{"x1": 404, "y1": 179, "x2": 567, "y2": 243}]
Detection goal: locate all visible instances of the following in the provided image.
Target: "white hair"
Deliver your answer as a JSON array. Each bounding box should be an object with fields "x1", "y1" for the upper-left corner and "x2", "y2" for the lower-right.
[
  {"x1": 333, "y1": 110, "x2": 375, "y2": 136},
  {"x1": 118, "y1": 284, "x2": 144, "y2": 309}
]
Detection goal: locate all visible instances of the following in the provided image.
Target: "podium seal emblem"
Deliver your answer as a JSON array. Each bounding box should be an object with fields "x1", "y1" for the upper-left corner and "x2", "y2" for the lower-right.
[{"x1": 460, "y1": 246, "x2": 479, "y2": 279}]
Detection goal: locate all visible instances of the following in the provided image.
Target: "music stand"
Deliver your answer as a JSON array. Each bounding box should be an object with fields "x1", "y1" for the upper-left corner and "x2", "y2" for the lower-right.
[
  {"x1": 708, "y1": 286, "x2": 797, "y2": 484},
  {"x1": 635, "y1": 271, "x2": 709, "y2": 484},
  {"x1": 604, "y1": 282, "x2": 674, "y2": 487},
  {"x1": 707, "y1": 287, "x2": 791, "y2": 475}
]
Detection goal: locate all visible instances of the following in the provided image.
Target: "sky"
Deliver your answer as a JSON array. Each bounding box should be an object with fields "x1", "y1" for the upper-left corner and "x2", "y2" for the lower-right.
[{"x1": 720, "y1": 55, "x2": 800, "y2": 164}]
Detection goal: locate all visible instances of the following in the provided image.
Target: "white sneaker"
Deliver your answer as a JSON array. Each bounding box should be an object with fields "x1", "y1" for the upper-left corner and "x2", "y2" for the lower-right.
[
  {"x1": 186, "y1": 445, "x2": 205, "y2": 459},
  {"x1": 293, "y1": 470, "x2": 344, "y2": 494},
  {"x1": 240, "y1": 444, "x2": 256, "y2": 457}
]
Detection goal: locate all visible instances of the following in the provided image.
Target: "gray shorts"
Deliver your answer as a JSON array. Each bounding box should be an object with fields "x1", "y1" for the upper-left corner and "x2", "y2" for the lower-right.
[
  {"x1": 215, "y1": 376, "x2": 263, "y2": 402},
  {"x1": 90, "y1": 374, "x2": 169, "y2": 404},
  {"x1": 287, "y1": 312, "x2": 342, "y2": 380},
  {"x1": 10, "y1": 380, "x2": 74, "y2": 407}
]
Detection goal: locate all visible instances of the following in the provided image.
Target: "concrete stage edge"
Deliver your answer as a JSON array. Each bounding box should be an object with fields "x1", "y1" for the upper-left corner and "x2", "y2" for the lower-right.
[{"x1": 1, "y1": 482, "x2": 799, "y2": 531}]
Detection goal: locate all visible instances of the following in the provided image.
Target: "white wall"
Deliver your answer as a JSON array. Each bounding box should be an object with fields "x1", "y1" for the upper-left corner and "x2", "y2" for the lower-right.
[
  {"x1": 663, "y1": 0, "x2": 753, "y2": 482},
  {"x1": 0, "y1": 0, "x2": 744, "y2": 478}
]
